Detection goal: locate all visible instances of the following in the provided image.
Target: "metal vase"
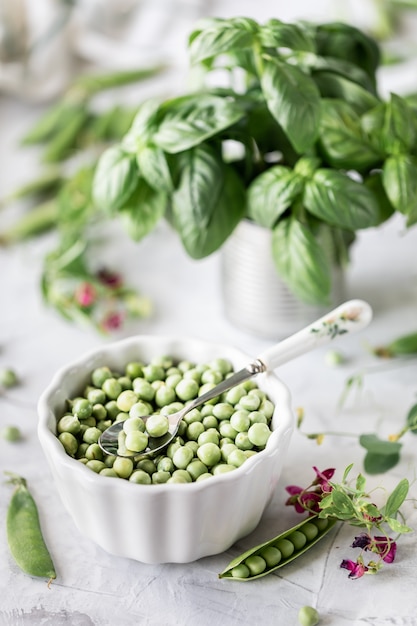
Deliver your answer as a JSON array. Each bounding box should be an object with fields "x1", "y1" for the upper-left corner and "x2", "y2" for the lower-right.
[{"x1": 220, "y1": 220, "x2": 346, "y2": 339}]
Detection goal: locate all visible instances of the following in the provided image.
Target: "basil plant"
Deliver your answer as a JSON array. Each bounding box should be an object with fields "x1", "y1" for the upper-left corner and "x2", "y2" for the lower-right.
[{"x1": 93, "y1": 17, "x2": 417, "y2": 305}]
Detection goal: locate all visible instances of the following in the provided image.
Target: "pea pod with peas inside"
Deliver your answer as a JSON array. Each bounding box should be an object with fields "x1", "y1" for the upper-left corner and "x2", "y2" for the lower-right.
[
  {"x1": 219, "y1": 515, "x2": 338, "y2": 580},
  {"x1": 5, "y1": 472, "x2": 56, "y2": 583}
]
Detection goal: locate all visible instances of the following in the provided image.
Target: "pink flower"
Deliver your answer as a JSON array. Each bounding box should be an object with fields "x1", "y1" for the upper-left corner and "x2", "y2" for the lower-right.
[
  {"x1": 352, "y1": 533, "x2": 397, "y2": 564},
  {"x1": 285, "y1": 467, "x2": 335, "y2": 515},
  {"x1": 101, "y1": 311, "x2": 124, "y2": 332},
  {"x1": 340, "y1": 558, "x2": 369, "y2": 579},
  {"x1": 312, "y1": 466, "x2": 335, "y2": 492},
  {"x1": 74, "y1": 282, "x2": 96, "y2": 307},
  {"x1": 97, "y1": 268, "x2": 123, "y2": 289}
]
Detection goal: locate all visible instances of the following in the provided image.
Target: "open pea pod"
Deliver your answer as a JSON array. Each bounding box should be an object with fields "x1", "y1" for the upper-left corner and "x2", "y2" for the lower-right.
[{"x1": 219, "y1": 514, "x2": 338, "y2": 581}]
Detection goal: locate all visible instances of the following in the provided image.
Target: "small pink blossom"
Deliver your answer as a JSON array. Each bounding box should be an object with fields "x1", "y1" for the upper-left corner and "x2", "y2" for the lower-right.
[
  {"x1": 352, "y1": 533, "x2": 397, "y2": 563},
  {"x1": 340, "y1": 558, "x2": 369, "y2": 579},
  {"x1": 74, "y1": 282, "x2": 96, "y2": 307},
  {"x1": 101, "y1": 311, "x2": 124, "y2": 332},
  {"x1": 97, "y1": 268, "x2": 123, "y2": 289}
]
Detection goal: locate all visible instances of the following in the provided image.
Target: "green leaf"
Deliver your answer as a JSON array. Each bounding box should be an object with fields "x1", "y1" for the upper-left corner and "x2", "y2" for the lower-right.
[
  {"x1": 313, "y1": 72, "x2": 379, "y2": 113},
  {"x1": 384, "y1": 478, "x2": 409, "y2": 519},
  {"x1": 172, "y1": 145, "x2": 245, "y2": 258},
  {"x1": 382, "y1": 154, "x2": 417, "y2": 223},
  {"x1": 359, "y1": 434, "x2": 402, "y2": 455},
  {"x1": 272, "y1": 216, "x2": 331, "y2": 304},
  {"x1": 122, "y1": 99, "x2": 161, "y2": 153},
  {"x1": 296, "y1": 51, "x2": 375, "y2": 93},
  {"x1": 304, "y1": 169, "x2": 380, "y2": 230},
  {"x1": 93, "y1": 146, "x2": 139, "y2": 213},
  {"x1": 318, "y1": 99, "x2": 381, "y2": 170},
  {"x1": 189, "y1": 18, "x2": 257, "y2": 65},
  {"x1": 331, "y1": 489, "x2": 356, "y2": 516},
  {"x1": 355, "y1": 473, "x2": 366, "y2": 493},
  {"x1": 57, "y1": 166, "x2": 95, "y2": 230},
  {"x1": 363, "y1": 171, "x2": 396, "y2": 225},
  {"x1": 363, "y1": 452, "x2": 401, "y2": 474},
  {"x1": 259, "y1": 19, "x2": 315, "y2": 51},
  {"x1": 137, "y1": 145, "x2": 173, "y2": 193},
  {"x1": 247, "y1": 166, "x2": 304, "y2": 228},
  {"x1": 383, "y1": 94, "x2": 417, "y2": 154},
  {"x1": 153, "y1": 94, "x2": 246, "y2": 154},
  {"x1": 314, "y1": 22, "x2": 380, "y2": 88},
  {"x1": 118, "y1": 177, "x2": 167, "y2": 242},
  {"x1": 386, "y1": 517, "x2": 413, "y2": 534},
  {"x1": 260, "y1": 57, "x2": 321, "y2": 153},
  {"x1": 406, "y1": 403, "x2": 417, "y2": 434}
]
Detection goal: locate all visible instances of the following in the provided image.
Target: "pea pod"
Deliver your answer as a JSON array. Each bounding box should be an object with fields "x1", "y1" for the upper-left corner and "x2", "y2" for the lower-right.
[
  {"x1": 373, "y1": 331, "x2": 417, "y2": 358},
  {"x1": 0, "y1": 200, "x2": 58, "y2": 245},
  {"x1": 5, "y1": 472, "x2": 56, "y2": 582},
  {"x1": 219, "y1": 515, "x2": 338, "y2": 581}
]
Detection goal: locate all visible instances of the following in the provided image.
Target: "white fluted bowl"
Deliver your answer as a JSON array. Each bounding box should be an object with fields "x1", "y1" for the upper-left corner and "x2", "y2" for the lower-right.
[{"x1": 37, "y1": 335, "x2": 294, "y2": 564}]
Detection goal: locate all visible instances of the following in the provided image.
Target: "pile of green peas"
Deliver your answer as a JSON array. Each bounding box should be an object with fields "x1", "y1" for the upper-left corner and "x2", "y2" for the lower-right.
[
  {"x1": 219, "y1": 515, "x2": 337, "y2": 580},
  {"x1": 56, "y1": 355, "x2": 275, "y2": 484}
]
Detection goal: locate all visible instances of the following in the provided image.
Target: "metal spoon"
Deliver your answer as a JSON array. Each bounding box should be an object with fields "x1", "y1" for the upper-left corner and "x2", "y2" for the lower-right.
[{"x1": 99, "y1": 299, "x2": 372, "y2": 458}]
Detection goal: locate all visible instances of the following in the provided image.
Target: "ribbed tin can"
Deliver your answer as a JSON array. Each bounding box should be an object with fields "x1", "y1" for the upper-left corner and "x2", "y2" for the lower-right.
[{"x1": 220, "y1": 220, "x2": 346, "y2": 339}]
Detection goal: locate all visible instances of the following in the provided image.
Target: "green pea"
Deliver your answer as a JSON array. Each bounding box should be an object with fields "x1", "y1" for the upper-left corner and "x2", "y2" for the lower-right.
[
  {"x1": 313, "y1": 517, "x2": 329, "y2": 532},
  {"x1": 227, "y1": 449, "x2": 247, "y2": 468},
  {"x1": 100, "y1": 468, "x2": 118, "y2": 478},
  {"x1": 142, "y1": 364, "x2": 165, "y2": 382},
  {"x1": 238, "y1": 394, "x2": 261, "y2": 412},
  {"x1": 125, "y1": 430, "x2": 148, "y2": 453},
  {"x1": 152, "y1": 470, "x2": 171, "y2": 484},
  {"x1": 5, "y1": 473, "x2": 56, "y2": 581},
  {"x1": 72, "y1": 398, "x2": 93, "y2": 419},
  {"x1": 86, "y1": 460, "x2": 106, "y2": 474},
  {"x1": 57, "y1": 414, "x2": 81, "y2": 435},
  {"x1": 129, "y1": 401, "x2": 151, "y2": 419},
  {"x1": 202, "y1": 415, "x2": 218, "y2": 429},
  {"x1": 224, "y1": 385, "x2": 247, "y2": 405},
  {"x1": 157, "y1": 457, "x2": 174, "y2": 473},
  {"x1": 173, "y1": 446, "x2": 194, "y2": 470},
  {"x1": 76, "y1": 443, "x2": 89, "y2": 459},
  {"x1": 195, "y1": 472, "x2": 212, "y2": 482},
  {"x1": 234, "y1": 432, "x2": 253, "y2": 451},
  {"x1": 201, "y1": 369, "x2": 223, "y2": 385},
  {"x1": 298, "y1": 606, "x2": 320, "y2": 626},
  {"x1": 197, "y1": 429, "x2": 219, "y2": 446},
  {"x1": 247, "y1": 423, "x2": 271, "y2": 447},
  {"x1": 245, "y1": 555, "x2": 266, "y2": 576},
  {"x1": 183, "y1": 408, "x2": 202, "y2": 424},
  {"x1": 212, "y1": 464, "x2": 235, "y2": 475},
  {"x1": 105, "y1": 400, "x2": 119, "y2": 419},
  {"x1": 136, "y1": 459, "x2": 156, "y2": 475},
  {"x1": 113, "y1": 457, "x2": 134, "y2": 479},
  {"x1": 219, "y1": 421, "x2": 238, "y2": 440},
  {"x1": 288, "y1": 530, "x2": 307, "y2": 550},
  {"x1": 260, "y1": 545, "x2": 282, "y2": 567},
  {"x1": 259, "y1": 399, "x2": 274, "y2": 419},
  {"x1": 129, "y1": 470, "x2": 152, "y2": 485},
  {"x1": 184, "y1": 440, "x2": 199, "y2": 454},
  {"x1": 165, "y1": 373, "x2": 182, "y2": 388},
  {"x1": 230, "y1": 411, "x2": 251, "y2": 432},
  {"x1": 0, "y1": 425, "x2": 22, "y2": 442},
  {"x1": 118, "y1": 376, "x2": 133, "y2": 390},
  {"x1": 59, "y1": 432, "x2": 78, "y2": 456},
  {"x1": 92, "y1": 403, "x2": 107, "y2": 420},
  {"x1": 186, "y1": 459, "x2": 208, "y2": 480},
  {"x1": 85, "y1": 444, "x2": 103, "y2": 461},
  {"x1": 171, "y1": 469, "x2": 192, "y2": 482},
  {"x1": 83, "y1": 427, "x2": 102, "y2": 445},
  {"x1": 212, "y1": 403, "x2": 234, "y2": 420},
  {"x1": 175, "y1": 378, "x2": 199, "y2": 401},
  {"x1": 302, "y1": 522, "x2": 319, "y2": 541},
  {"x1": 183, "y1": 368, "x2": 201, "y2": 383},
  {"x1": 132, "y1": 378, "x2": 155, "y2": 402},
  {"x1": 125, "y1": 361, "x2": 144, "y2": 379},
  {"x1": 116, "y1": 390, "x2": 138, "y2": 412},
  {"x1": 155, "y1": 385, "x2": 176, "y2": 407},
  {"x1": 102, "y1": 378, "x2": 122, "y2": 400},
  {"x1": 146, "y1": 414, "x2": 169, "y2": 437},
  {"x1": 0, "y1": 368, "x2": 19, "y2": 388},
  {"x1": 248, "y1": 411, "x2": 267, "y2": 425},
  {"x1": 275, "y1": 538, "x2": 295, "y2": 559},
  {"x1": 197, "y1": 442, "x2": 221, "y2": 467},
  {"x1": 87, "y1": 388, "x2": 106, "y2": 405},
  {"x1": 187, "y1": 422, "x2": 205, "y2": 441},
  {"x1": 230, "y1": 563, "x2": 250, "y2": 578},
  {"x1": 91, "y1": 366, "x2": 112, "y2": 388}
]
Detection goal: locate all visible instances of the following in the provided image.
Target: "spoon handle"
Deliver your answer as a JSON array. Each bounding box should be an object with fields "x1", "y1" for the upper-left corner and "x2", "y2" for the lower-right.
[{"x1": 258, "y1": 299, "x2": 372, "y2": 371}]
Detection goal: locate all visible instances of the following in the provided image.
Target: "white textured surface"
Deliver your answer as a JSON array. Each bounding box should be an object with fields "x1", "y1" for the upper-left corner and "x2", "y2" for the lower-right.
[{"x1": 2, "y1": 2, "x2": 417, "y2": 624}]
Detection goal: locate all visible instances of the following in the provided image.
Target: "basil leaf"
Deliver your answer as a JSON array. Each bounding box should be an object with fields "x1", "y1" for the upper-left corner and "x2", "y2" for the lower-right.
[
  {"x1": 313, "y1": 72, "x2": 379, "y2": 113},
  {"x1": 304, "y1": 169, "x2": 380, "y2": 230},
  {"x1": 382, "y1": 94, "x2": 417, "y2": 155},
  {"x1": 315, "y1": 22, "x2": 380, "y2": 88},
  {"x1": 294, "y1": 51, "x2": 375, "y2": 93},
  {"x1": 118, "y1": 177, "x2": 166, "y2": 242},
  {"x1": 406, "y1": 403, "x2": 417, "y2": 434},
  {"x1": 272, "y1": 216, "x2": 331, "y2": 304},
  {"x1": 122, "y1": 99, "x2": 160, "y2": 153},
  {"x1": 93, "y1": 146, "x2": 138, "y2": 213},
  {"x1": 319, "y1": 99, "x2": 380, "y2": 170},
  {"x1": 172, "y1": 145, "x2": 245, "y2": 258},
  {"x1": 260, "y1": 57, "x2": 321, "y2": 153},
  {"x1": 259, "y1": 19, "x2": 315, "y2": 51},
  {"x1": 137, "y1": 145, "x2": 173, "y2": 193},
  {"x1": 153, "y1": 94, "x2": 246, "y2": 154},
  {"x1": 363, "y1": 171, "x2": 395, "y2": 225},
  {"x1": 189, "y1": 18, "x2": 257, "y2": 65},
  {"x1": 247, "y1": 166, "x2": 304, "y2": 227},
  {"x1": 382, "y1": 154, "x2": 417, "y2": 221}
]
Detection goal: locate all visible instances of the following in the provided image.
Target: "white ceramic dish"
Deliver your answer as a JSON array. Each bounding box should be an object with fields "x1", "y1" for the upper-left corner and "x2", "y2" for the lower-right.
[{"x1": 37, "y1": 335, "x2": 294, "y2": 564}]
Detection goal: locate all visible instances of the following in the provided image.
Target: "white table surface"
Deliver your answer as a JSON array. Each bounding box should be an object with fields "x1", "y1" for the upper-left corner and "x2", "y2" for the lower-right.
[{"x1": 2, "y1": 8, "x2": 417, "y2": 624}]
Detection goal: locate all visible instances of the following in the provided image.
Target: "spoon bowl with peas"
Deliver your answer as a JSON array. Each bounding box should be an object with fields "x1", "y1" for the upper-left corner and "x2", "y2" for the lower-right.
[{"x1": 99, "y1": 299, "x2": 372, "y2": 458}]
